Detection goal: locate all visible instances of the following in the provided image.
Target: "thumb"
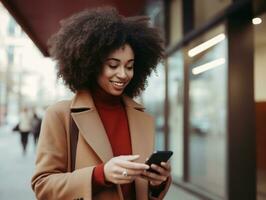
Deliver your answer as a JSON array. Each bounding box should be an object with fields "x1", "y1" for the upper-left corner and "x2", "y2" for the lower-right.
[{"x1": 120, "y1": 155, "x2": 140, "y2": 161}]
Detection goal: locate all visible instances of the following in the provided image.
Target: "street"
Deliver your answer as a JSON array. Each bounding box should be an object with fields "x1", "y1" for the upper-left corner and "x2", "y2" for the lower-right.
[
  {"x1": 0, "y1": 125, "x2": 36, "y2": 200},
  {"x1": 0, "y1": 124, "x2": 199, "y2": 200}
]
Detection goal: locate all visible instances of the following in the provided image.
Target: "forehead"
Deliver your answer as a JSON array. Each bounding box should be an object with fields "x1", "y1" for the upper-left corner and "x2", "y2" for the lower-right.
[{"x1": 107, "y1": 44, "x2": 134, "y2": 59}]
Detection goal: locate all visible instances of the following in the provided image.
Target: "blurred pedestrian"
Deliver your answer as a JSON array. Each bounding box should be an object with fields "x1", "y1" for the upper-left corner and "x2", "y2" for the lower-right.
[
  {"x1": 18, "y1": 107, "x2": 32, "y2": 155},
  {"x1": 31, "y1": 112, "x2": 42, "y2": 147}
]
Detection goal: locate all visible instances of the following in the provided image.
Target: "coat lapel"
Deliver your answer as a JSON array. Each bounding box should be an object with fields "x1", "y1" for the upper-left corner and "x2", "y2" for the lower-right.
[
  {"x1": 123, "y1": 96, "x2": 155, "y2": 200},
  {"x1": 123, "y1": 96, "x2": 154, "y2": 162},
  {"x1": 70, "y1": 91, "x2": 113, "y2": 163}
]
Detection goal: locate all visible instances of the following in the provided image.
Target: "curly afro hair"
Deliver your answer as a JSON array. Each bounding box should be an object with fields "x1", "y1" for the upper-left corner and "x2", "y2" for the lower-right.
[{"x1": 48, "y1": 7, "x2": 164, "y2": 97}]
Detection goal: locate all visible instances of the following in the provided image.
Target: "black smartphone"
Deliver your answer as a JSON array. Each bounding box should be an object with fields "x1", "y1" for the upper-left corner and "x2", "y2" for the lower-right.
[{"x1": 145, "y1": 151, "x2": 173, "y2": 173}]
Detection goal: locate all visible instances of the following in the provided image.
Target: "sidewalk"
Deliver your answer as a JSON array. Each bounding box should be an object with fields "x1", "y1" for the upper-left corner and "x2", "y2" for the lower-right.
[
  {"x1": 0, "y1": 124, "x2": 200, "y2": 200},
  {"x1": 0, "y1": 125, "x2": 36, "y2": 200}
]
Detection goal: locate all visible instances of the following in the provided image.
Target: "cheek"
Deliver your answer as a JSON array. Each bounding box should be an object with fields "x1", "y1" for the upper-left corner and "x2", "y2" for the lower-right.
[
  {"x1": 97, "y1": 75, "x2": 108, "y2": 89},
  {"x1": 97, "y1": 69, "x2": 112, "y2": 83},
  {"x1": 129, "y1": 71, "x2": 134, "y2": 81}
]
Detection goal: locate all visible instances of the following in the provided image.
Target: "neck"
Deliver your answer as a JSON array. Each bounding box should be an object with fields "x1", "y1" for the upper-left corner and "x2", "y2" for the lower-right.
[{"x1": 91, "y1": 86, "x2": 122, "y2": 107}]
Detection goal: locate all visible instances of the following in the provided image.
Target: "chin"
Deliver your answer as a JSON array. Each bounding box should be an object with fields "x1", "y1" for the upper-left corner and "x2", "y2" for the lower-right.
[
  {"x1": 107, "y1": 89, "x2": 124, "y2": 96},
  {"x1": 110, "y1": 91, "x2": 123, "y2": 96}
]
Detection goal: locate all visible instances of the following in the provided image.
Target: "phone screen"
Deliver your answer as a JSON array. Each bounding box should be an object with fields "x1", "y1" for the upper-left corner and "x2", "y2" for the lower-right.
[{"x1": 145, "y1": 151, "x2": 173, "y2": 168}]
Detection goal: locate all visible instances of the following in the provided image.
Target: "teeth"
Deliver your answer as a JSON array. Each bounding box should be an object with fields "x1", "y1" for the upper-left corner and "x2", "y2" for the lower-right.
[
  {"x1": 114, "y1": 82, "x2": 124, "y2": 86},
  {"x1": 111, "y1": 81, "x2": 125, "y2": 87}
]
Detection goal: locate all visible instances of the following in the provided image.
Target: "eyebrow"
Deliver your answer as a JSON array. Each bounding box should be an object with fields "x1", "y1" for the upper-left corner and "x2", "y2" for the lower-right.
[{"x1": 106, "y1": 58, "x2": 134, "y2": 62}]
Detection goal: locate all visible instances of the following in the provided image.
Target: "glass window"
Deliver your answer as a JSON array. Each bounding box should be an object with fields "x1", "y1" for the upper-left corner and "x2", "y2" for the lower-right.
[
  {"x1": 254, "y1": 12, "x2": 266, "y2": 200},
  {"x1": 187, "y1": 24, "x2": 227, "y2": 197},
  {"x1": 142, "y1": 63, "x2": 166, "y2": 150},
  {"x1": 146, "y1": 0, "x2": 166, "y2": 41},
  {"x1": 194, "y1": 0, "x2": 231, "y2": 28},
  {"x1": 168, "y1": 51, "x2": 184, "y2": 179},
  {"x1": 170, "y1": 0, "x2": 183, "y2": 45},
  {"x1": 254, "y1": 13, "x2": 266, "y2": 102}
]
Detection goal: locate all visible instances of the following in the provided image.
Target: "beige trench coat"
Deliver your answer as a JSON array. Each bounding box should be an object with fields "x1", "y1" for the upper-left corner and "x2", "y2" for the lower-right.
[{"x1": 31, "y1": 90, "x2": 171, "y2": 200}]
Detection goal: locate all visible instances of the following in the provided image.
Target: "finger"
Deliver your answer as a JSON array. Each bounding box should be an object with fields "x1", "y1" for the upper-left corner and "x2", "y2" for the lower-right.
[
  {"x1": 150, "y1": 180, "x2": 163, "y2": 186},
  {"x1": 117, "y1": 168, "x2": 146, "y2": 176},
  {"x1": 140, "y1": 174, "x2": 163, "y2": 185},
  {"x1": 117, "y1": 160, "x2": 150, "y2": 170},
  {"x1": 115, "y1": 174, "x2": 136, "y2": 181},
  {"x1": 150, "y1": 164, "x2": 169, "y2": 176},
  {"x1": 161, "y1": 162, "x2": 171, "y2": 171},
  {"x1": 117, "y1": 174, "x2": 139, "y2": 181},
  {"x1": 114, "y1": 167, "x2": 143, "y2": 180},
  {"x1": 111, "y1": 171, "x2": 136, "y2": 182},
  {"x1": 142, "y1": 170, "x2": 167, "y2": 182},
  {"x1": 119, "y1": 155, "x2": 140, "y2": 161}
]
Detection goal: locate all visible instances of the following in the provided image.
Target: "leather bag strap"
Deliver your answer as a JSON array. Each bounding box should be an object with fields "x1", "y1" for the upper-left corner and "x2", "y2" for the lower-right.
[
  {"x1": 69, "y1": 115, "x2": 79, "y2": 172},
  {"x1": 69, "y1": 108, "x2": 89, "y2": 172}
]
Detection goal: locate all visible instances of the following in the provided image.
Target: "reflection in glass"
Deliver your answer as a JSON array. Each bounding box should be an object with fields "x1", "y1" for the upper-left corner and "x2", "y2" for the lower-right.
[
  {"x1": 142, "y1": 63, "x2": 165, "y2": 150},
  {"x1": 254, "y1": 13, "x2": 266, "y2": 101},
  {"x1": 168, "y1": 51, "x2": 184, "y2": 179},
  {"x1": 254, "y1": 12, "x2": 266, "y2": 200},
  {"x1": 188, "y1": 25, "x2": 227, "y2": 197},
  {"x1": 194, "y1": 0, "x2": 231, "y2": 28},
  {"x1": 188, "y1": 33, "x2": 225, "y2": 58},
  {"x1": 169, "y1": 0, "x2": 183, "y2": 45}
]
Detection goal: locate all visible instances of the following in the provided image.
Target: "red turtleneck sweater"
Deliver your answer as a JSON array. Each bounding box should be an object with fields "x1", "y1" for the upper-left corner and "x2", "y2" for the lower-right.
[{"x1": 91, "y1": 88, "x2": 136, "y2": 199}]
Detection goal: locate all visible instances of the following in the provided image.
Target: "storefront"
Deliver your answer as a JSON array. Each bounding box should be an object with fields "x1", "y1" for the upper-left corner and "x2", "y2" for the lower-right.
[{"x1": 143, "y1": 0, "x2": 266, "y2": 199}]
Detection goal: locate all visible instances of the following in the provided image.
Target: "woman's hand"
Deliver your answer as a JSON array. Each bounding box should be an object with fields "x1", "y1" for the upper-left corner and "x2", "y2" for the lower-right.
[
  {"x1": 104, "y1": 155, "x2": 150, "y2": 185},
  {"x1": 141, "y1": 162, "x2": 171, "y2": 186}
]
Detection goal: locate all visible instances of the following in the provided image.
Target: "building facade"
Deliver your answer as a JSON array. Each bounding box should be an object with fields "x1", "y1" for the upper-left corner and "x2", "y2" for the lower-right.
[{"x1": 142, "y1": 0, "x2": 266, "y2": 199}]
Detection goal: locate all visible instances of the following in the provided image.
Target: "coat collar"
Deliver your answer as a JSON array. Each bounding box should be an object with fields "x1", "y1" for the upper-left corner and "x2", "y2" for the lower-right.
[
  {"x1": 70, "y1": 90, "x2": 152, "y2": 163},
  {"x1": 70, "y1": 90, "x2": 145, "y2": 110}
]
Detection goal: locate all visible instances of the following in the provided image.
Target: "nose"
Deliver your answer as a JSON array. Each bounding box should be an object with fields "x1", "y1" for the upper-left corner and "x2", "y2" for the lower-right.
[{"x1": 117, "y1": 66, "x2": 127, "y2": 79}]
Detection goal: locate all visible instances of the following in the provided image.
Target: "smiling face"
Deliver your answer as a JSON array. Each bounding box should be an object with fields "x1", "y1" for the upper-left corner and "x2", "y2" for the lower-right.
[{"x1": 97, "y1": 44, "x2": 134, "y2": 96}]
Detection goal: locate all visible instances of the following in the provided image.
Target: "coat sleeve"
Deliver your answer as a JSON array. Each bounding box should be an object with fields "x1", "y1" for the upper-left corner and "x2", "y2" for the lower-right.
[{"x1": 31, "y1": 106, "x2": 93, "y2": 200}]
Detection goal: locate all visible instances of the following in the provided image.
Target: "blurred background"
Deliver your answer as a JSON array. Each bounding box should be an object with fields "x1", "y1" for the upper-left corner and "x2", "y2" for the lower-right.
[
  {"x1": 0, "y1": 3, "x2": 72, "y2": 199},
  {"x1": 0, "y1": 0, "x2": 265, "y2": 200}
]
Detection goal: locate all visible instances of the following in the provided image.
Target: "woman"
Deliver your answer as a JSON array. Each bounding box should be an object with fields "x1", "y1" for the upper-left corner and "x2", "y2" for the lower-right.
[
  {"x1": 18, "y1": 107, "x2": 32, "y2": 155},
  {"x1": 31, "y1": 7, "x2": 171, "y2": 200}
]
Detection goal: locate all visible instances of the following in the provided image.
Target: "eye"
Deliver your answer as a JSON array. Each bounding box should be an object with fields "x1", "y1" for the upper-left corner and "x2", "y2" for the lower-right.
[
  {"x1": 126, "y1": 65, "x2": 134, "y2": 70},
  {"x1": 126, "y1": 61, "x2": 134, "y2": 70},
  {"x1": 106, "y1": 60, "x2": 120, "y2": 69},
  {"x1": 108, "y1": 64, "x2": 119, "y2": 69}
]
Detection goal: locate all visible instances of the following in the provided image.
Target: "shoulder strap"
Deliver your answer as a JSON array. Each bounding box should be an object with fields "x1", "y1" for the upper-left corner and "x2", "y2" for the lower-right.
[
  {"x1": 69, "y1": 115, "x2": 79, "y2": 172},
  {"x1": 69, "y1": 108, "x2": 90, "y2": 172}
]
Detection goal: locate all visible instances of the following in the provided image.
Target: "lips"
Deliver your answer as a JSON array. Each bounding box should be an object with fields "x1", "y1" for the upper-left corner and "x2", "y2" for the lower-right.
[{"x1": 110, "y1": 80, "x2": 127, "y2": 89}]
